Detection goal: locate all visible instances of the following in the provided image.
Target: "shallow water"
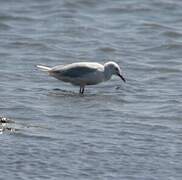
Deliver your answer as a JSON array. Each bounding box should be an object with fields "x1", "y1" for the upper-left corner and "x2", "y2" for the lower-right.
[{"x1": 0, "y1": 0, "x2": 182, "y2": 179}]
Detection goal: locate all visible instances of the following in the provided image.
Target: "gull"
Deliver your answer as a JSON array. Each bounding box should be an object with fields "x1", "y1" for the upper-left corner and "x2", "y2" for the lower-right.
[{"x1": 36, "y1": 61, "x2": 125, "y2": 94}]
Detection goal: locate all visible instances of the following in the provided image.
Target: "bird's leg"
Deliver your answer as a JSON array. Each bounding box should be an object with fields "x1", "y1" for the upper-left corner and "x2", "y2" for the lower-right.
[
  {"x1": 79, "y1": 86, "x2": 85, "y2": 94},
  {"x1": 81, "y1": 87, "x2": 85, "y2": 94}
]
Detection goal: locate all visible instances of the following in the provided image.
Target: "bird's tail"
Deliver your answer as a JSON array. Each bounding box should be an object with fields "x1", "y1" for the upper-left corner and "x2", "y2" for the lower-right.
[{"x1": 36, "y1": 65, "x2": 51, "y2": 71}]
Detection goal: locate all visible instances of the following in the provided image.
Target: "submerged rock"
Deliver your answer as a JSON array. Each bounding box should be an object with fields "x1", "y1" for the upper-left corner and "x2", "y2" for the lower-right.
[
  {"x1": 0, "y1": 117, "x2": 15, "y2": 124},
  {"x1": 0, "y1": 116, "x2": 16, "y2": 134}
]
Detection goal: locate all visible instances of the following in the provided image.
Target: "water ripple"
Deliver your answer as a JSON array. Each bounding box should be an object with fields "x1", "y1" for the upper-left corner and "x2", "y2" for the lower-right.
[{"x1": 0, "y1": 0, "x2": 182, "y2": 179}]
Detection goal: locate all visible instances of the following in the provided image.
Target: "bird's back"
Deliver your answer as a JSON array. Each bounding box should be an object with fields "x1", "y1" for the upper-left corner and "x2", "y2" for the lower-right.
[
  {"x1": 51, "y1": 62, "x2": 103, "y2": 72},
  {"x1": 50, "y1": 62, "x2": 104, "y2": 85}
]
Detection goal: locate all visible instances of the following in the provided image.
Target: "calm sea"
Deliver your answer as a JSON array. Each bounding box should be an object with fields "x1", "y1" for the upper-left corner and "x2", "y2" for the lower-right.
[{"x1": 0, "y1": 0, "x2": 182, "y2": 179}]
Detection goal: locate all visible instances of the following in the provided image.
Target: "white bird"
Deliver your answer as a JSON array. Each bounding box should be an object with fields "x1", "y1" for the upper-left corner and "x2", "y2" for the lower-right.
[{"x1": 36, "y1": 61, "x2": 125, "y2": 94}]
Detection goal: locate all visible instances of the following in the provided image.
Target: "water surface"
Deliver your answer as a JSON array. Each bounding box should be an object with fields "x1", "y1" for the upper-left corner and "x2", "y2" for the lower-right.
[{"x1": 0, "y1": 0, "x2": 182, "y2": 179}]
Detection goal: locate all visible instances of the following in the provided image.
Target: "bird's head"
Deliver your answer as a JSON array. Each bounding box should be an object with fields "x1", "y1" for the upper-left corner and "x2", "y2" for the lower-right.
[{"x1": 104, "y1": 61, "x2": 126, "y2": 82}]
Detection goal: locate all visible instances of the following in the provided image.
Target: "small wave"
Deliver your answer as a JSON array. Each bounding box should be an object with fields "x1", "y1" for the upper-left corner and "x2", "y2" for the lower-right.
[
  {"x1": 98, "y1": 47, "x2": 116, "y2": 52},
  {"x1": 0, "y1": 14, "x2": 37, "y2": 22},
  {"x1": 0, "y1": 22, "x2": 11, "y2": 30},
  {"x1": 101, "y1": 4, "x2": 152, "y2": 14},
  {"x1": 162, "y1": 31, "x2": 182, "y2": 38},
  {"x1": 14, "y1": 131, "x2": 57, "y2": 141},
  {"x1": 141, "y1": 22, "x2": 174, "y2": 30},
  {"x1": 48, "y1": 89, "x2": 79, "y2": 97},
  {"x1": 142, "y1": 43, "x2": 182, "y2": 52},
  {"x1": 8, "y1": 41, "x2": 52, "y2": 51}
]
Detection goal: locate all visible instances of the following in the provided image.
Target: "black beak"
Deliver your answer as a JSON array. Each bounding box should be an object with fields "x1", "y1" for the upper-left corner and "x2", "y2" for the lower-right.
[{"x1": 118, "y1": 74, "x2": 126, "y2": 82}]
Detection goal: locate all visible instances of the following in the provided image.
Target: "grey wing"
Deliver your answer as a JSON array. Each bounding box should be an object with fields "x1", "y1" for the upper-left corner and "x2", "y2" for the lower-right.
[{"x1": 53, "y1": 66, "x2": 97, "y2": 78}]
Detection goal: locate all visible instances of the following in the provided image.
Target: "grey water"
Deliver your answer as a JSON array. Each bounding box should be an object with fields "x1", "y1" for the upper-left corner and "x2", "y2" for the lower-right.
[{"x1": 0, "y1": 0, "x2": 182, "y2": 179}]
